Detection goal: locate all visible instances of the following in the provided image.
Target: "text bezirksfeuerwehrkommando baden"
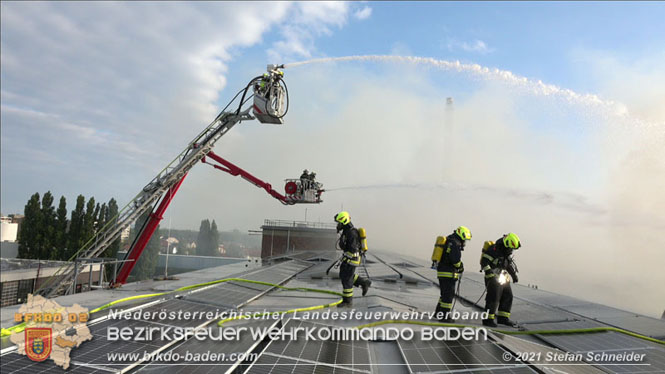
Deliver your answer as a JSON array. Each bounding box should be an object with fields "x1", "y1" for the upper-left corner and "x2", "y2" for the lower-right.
[{"x1": 107, "y1": 324, "x2": 488, "y2": 342}]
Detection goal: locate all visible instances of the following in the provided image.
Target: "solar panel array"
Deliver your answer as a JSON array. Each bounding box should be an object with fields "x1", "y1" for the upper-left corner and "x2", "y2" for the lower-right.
[
  {"x1": 185, "y1": 282, "x2": 262, "y2": 308},
  {"x1": 0, "y1": 260, "x2": 313, "y2": 374},
  {"x1": 492, "y1": 332, "x2": 605, "y2": 374},
  {"x1": 2, "y1": 254, "x2": 664, "y2": 374},
  {"x1": 247, "y1": 319, "x2": 371, "y2": 373},
  {"x1": 397, "y1": 333, "x2": 537, "y2": 373},
  {"x1": 296, "y1": 253, "x2": 422, "y2": 283},
  {"x1": 523, "y1": 321, "x2": 665, "y2": 373},
  {"x1": 69, "y1": 318, "x2": 167, "y2": 367},
  {"x1": 0, "y1": 353, "x2": 114, "y2": 374},
  {"x1": 135, "y1": 320, "x2": 280, "y2": 374},
  {"x1": 132, "y1": 298, "x2": 224, "y2": 328},
  {"x1": 247, "y1": 354, "x2": 360, "y2": 374}
]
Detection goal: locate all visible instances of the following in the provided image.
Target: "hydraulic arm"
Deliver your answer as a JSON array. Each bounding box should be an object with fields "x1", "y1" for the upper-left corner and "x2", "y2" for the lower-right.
[{"x1": 202, "y1": 151, "x2": 324, "y2": 205}]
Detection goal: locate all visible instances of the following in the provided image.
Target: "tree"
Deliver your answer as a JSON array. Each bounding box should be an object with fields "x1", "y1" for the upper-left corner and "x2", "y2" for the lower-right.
[
  {"x1": 17, "y1": 192, "x2": 121, "y2": 262},
  {"x1": 101, "y1": 199, "x2": 121, "y2": 281},
  {"x1": 102, "y1": 198, "x2": 121, "y2": 259},
  {"x1": 210, "y1": 220, "x2": 220, "y2": 256},
  {"x1": 18, "y1": 193, "x2": 42, "y2": 259},
  {"x1": 67, "y1": 195, "x2": 86, "y2": 259},
  {"x1": 97, "y1": 203, "x2": 107, "y2": 232},
  {"x1": 92, "y1": 202, "x2": 101, "y2": 232},
  {"x1": 132, "y1": 212, "x2": 160, "y2": 281},
  {"x1": 196, "y1": 219, "x2": 212, "y2": 256},
  {"x1": 81, "y1": 197, "x2": 96, "y2": 248},
  {"x1": 54, "y1": 196, "x2": 68, "y2": 260},
  {"x1": 39, "y1": 191, "x2": 57, "y2": 260}
]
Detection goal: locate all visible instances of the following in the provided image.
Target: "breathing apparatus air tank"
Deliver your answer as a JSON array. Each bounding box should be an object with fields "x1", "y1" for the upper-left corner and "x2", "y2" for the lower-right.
[
  {"x1": 431, "y1": 236, "x2": 447, "y2": 262},
  {"x1": 358, "y1": 228, "x2": 368, "y2": 253}
]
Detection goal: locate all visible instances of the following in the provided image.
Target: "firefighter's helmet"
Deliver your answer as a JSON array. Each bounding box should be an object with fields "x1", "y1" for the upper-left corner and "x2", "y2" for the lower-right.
[
  {"x1": 455, "y1": 226, "x2": 472, "y2": 241},
  {"x1": 503, "y1": 233, "x2": 521, "y2": 249},
  {"x1": 334, "y1": 211, "x2": 351, "y2": 225}
]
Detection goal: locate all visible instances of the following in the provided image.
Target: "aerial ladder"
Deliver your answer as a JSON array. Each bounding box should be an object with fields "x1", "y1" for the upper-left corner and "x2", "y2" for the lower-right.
[{"x1": 37, "y1": 65, "x2": 323, "y2": 297}]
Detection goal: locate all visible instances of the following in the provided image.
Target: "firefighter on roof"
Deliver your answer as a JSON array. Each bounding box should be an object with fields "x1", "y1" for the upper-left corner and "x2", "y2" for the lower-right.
[
  {"x1": 480, "y1": 233, "x2": 521, "y2": 328},
  {"x1": 431, "y1": 226, "x2": 471, "y2": 322},
  {"x1": 334, "y1": 211, "x2": 371, "y2": 307}
]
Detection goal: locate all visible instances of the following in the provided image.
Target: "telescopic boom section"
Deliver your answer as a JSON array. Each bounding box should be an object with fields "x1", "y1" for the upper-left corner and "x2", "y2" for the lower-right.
[
  {"x1": 203, "y1": 151, "x2": 324, "y2": 205},
  {"x1": 204, "y1": 151, "x2": 292, "y2": 204}
]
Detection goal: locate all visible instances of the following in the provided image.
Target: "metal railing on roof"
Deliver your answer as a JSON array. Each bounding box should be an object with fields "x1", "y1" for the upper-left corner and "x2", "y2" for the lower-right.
[
  {"x1": 0, "y1": 258, "x2": 69, "y2": 272},
  {"x1": 262, "y1": 219, "x2": 336, "y2": 230}
]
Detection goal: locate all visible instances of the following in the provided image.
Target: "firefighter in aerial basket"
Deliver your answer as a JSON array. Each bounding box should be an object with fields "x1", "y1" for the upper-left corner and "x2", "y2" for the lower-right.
[
  {"x1": 431, "y1": 226, "x2": 471, "y2": 322},
  {"x1": 334, "y1": 211, "x2": 371, "y2": 307},
  {"x1": 480, "y1": 233, "x2": 521, "y2": 327}
]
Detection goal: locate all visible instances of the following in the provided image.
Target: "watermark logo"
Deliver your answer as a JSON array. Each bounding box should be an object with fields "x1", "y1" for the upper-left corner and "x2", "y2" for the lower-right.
[
  {"x1": 25, "y1": 327, "x2": 52, "y2": 362},
  {"x1": 9, "y1": 294, "x2": 92, "y2": 370}
]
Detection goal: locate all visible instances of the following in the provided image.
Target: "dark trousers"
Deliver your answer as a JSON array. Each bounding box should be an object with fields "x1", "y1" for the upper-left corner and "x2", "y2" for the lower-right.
[
  {"x1": 484, "y1": 278, "x2": 513, "y2": 319},
  {"x1": 339, "y1": 261, "x2": 368, "y2": 301},
  {"x1": 436, "y1": 277, "x2": 457, "y2": 316}
]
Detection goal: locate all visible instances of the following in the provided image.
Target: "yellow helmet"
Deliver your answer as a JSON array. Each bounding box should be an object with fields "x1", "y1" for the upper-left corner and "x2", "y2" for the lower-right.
[
  {"x1": 455, "y1": 226, "x2": 472, "y2": 241},
  {"x1": 503, "y1": 233, "x2": 521, "y2": 249},
  {"x1": 334, "y1": 211, "x2": 350, "y2": 225}
]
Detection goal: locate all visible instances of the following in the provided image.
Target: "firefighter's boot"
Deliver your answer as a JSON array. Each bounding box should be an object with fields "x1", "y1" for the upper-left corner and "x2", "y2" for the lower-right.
[
  {"x1": 482, "y1": 318, "x2": 498, "y2": 328},
  {"x1": 361, "y1": 279, "x2": 371, "y2": 296},
  {"x1": 434, "y1": 303, "x2": 444, "y2": 320},
  {"x1": 439, "y1": 309, "x2": 455, "y2": 323},
  {"x1": 497, "y1": 316, "x2": 518, "y2": 327},
  {"x1": 338, "y1": 296, "x2": 353, "y2": 308}
]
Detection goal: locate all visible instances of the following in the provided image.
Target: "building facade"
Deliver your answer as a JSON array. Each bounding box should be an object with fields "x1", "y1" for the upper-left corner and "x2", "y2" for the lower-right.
[{"x1": 260, "y1": 220, "x2": 337, "y2": 258}]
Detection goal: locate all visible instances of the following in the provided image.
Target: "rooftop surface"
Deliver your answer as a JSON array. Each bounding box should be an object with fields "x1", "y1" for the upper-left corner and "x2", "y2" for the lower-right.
[{"x1": 1, "y1": 250, "x2": 663, "y2": 373}]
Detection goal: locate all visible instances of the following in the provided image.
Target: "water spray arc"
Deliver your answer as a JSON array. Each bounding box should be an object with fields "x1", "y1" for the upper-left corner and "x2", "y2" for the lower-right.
[{"x1": 285, "y1": 55, "x2": 654, "y2": 128}]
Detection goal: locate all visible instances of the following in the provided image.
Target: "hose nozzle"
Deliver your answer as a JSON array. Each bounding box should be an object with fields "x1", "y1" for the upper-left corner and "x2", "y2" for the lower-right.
[{"x1": 267, "y1": 64, "x2": 285, "y2": 72}]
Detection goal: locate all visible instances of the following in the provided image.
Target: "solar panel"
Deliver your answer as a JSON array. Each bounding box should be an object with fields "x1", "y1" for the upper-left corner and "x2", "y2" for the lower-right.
[
  {"x1": 131, "y1": 298, "x2": 226, "y2": 328},
  {"x1": 545, "y1": 302, "x2": 665, "y2": 339},
  {"x1": 246, "y1": 270, "x2": 292, "y2": 284},
  {"x1": 297, "y1": 261, "x2": 339, "y2": 279},
  {"x1": 0, "y1": 352, "x2": 115, "y2": 373},
  {"x1": 67, "y1": 318, "x2": 168, "y2": 367},
  {"x1": 492, "y1": 332, "x2": 605, "y2": 374},
  {"x1": 506, "y1": 301, "x2": 575, "y2": 324},
  {"x1": 179, "y1": 260, "x2": 313, "y2": 308},
  {"x1": 263, "y1": 320, "x2": 371, "y2": 372},
  {"x1": 229, "y1": 280, "x2": 274, "y2": 292},
  {"x1": 594, "y1": 316, "x2": 665, "y2": 340},
  {"x1": 134, "y1": 320, "x2": 280, "y2": 374},
  {"x1": 397, "y1": 332, "x2": 538, "y2": 373},
  {"x1": 524, "y1": 321, "x2": 665, "y2": 373},
  {"x1": 184, "y1": 283, "x2": 263, "y2": 308},
  {"x1": 456, "y1": 278, "x2": 490, "y2": 306},
  {"x1": 404, "y1": 267, "x2": 438, "y2": 284},
  {"x1": 247, "y1": 354, "x2": 361, "y2": 374},
  {"x1": 509, "y1": 286, "x2": 590, "y2": 308}
]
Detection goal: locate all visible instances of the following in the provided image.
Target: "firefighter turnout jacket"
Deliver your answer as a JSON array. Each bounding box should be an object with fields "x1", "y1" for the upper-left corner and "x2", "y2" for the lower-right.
[
  {"x1": 339, "y1": 223, "x2": 361, "y2": 266},
  {"x1": 436, "y1": 234, "x2": 465, "y2": 279},
  {"x1": 480, "y1": 239, "x2": 518, "y2": 283}
]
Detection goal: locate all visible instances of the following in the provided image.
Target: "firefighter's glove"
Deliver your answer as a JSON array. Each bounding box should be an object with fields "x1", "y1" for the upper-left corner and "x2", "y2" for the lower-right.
[
  {"x1": 456, "y1": 263, "x2": 464, "y2": 274},
  {"x1": 431, "y1": 261, "x2": 438, "y2": 270}
]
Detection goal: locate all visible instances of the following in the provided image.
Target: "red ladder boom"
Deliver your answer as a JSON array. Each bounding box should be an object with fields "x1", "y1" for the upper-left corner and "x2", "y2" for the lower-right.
[
  {"x1": 204, "y1": 151, "x2": 293, "y2": 204},
  {"x1": 113, "y1": 174, "x2": 187, "y2": 285}
]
